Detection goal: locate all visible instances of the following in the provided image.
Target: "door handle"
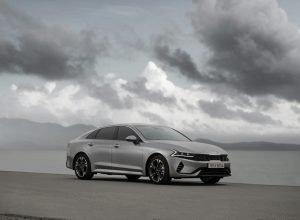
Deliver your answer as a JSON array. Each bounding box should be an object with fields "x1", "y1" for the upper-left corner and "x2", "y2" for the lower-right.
[
  {"x1": 88, "y1": 143, "x2": 93, "y2": 147},
  {"x1": 114, "y1": 144, "x2": 120, "y2": 148}
]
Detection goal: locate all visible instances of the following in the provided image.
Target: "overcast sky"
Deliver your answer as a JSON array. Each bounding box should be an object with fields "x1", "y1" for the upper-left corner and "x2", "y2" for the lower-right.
[{"x1": 1, "y1": 0, "x2": 300, "y2": 143}]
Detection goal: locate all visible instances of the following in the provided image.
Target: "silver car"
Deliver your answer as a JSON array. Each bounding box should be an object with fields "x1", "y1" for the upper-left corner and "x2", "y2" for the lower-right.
[{"x1": 66, "y1": 124, "x2": 231, "y2": 184}]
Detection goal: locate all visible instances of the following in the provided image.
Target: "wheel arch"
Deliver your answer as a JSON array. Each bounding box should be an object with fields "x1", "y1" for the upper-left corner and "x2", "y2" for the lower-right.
[
  {"x1": 145, "y1": 153, "x2": 165, "y2": 176},
  {"x1": 72, "y1": 151, "x2": 90, "y2": 169}
]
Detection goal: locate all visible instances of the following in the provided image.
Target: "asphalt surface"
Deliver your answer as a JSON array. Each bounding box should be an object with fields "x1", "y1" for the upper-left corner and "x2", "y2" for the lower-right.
[{"x1": 0, "y1": 171, "x2": 299, "y2": 220}]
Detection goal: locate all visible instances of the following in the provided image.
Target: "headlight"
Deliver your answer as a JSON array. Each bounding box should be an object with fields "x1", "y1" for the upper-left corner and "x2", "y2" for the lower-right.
[
  {"x1": 171, "y1": 151, "x2": 196, "y2": 159},
  {"x1": 171, "y1": 151, "x2": 229, "y2": 161}
]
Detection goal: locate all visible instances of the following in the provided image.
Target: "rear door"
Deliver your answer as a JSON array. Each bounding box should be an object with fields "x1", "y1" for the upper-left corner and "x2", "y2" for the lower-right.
[
  {"x1": 111, "y1": 126, "x2": 143, "y2": 174},
  {"x1": 88, "y1": 126, "x2": 116, "y2": 171}
]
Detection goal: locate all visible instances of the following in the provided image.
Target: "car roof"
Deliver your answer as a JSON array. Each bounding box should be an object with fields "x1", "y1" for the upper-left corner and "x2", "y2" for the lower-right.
[{"x1": 99, "y1": 123, "x2": 168, "y2": 128}]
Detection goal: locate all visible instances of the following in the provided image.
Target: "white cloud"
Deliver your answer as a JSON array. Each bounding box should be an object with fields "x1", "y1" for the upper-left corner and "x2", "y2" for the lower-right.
[
  {"x1": 11, "y1": 84, "x2": 18, "y2": 91},
  {"x1": 18, "y1": 90, "x2": 46, "y2": 107},
  {"x1": 45, "y1": 82, "x2": 56, "y2": 94},
  {"x1": 3, "y1": 61, "x2": 300, "y2": 141}
]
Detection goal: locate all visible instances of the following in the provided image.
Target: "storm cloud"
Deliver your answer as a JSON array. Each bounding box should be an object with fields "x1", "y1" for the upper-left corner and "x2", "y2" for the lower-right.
[
  {"x1": 0, "y1": 1, "x2": 108, "y2": 80},
  {"x1": 153, "y1": 38, "x2": 203, "y2": 82},
  {"x1": 198, "y1": 99, "x2": 280, "y2": 125},
  {"x1": 191, "y1": 0, "x2": 300, "y2": 101},
  {"x1": 154, "y1": 0, "x2": 300, "y2": 102},
  {"x1": 88, "y1": 83, "x2": 134, "y2": 109}
]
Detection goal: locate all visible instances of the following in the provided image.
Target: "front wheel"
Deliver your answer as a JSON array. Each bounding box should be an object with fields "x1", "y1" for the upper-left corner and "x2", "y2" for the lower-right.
[
  {"x1": 74, "y1": 154, "x2": 94, "y2": 180},
  {"x1": 147, "y1": 155, "x2": 171, "y2": 184},
  {"x1": 200, "y1": 177, "x2": 221, "y2": 184}
]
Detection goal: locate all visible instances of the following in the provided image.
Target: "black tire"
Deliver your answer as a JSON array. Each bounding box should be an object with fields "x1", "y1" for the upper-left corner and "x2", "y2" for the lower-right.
[
  {"x1": 147, "y1": 155, "x2": 171, "y2": 184},
  {"x1": 200, "y1": 177, "x2": 221, "y2": 185},
  {"x1": 126, "y1": 175, "x2": 141, "y2": 181},
  {"x1": 74, "y1": 153, "x2": 94, "y2": 180}
]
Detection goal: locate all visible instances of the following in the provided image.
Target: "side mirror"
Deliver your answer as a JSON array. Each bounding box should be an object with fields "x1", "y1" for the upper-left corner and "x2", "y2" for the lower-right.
[{"x1": 125, "y1": 135, "x2": 139, "y2": 144}]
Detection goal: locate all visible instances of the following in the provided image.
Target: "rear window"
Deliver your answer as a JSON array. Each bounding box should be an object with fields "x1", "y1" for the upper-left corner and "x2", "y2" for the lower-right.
[
  {"x1": 96, "y1": 127, "x2": 115, "y2": 140},
  {"x1": 86, "y1": 129, "x2": 99, "y2": 139}
]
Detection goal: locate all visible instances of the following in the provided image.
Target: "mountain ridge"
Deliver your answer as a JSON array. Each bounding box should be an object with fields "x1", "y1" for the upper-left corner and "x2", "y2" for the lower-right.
[
  {"x1": 0, "y1": 118, "x2": 299, "y2": 150},
  {"x1": 195, "y1": 138, "x2": 300, "y2": 151},
  {"x1": 0, "y1": 118, "x2": 96, "y2": 149}
]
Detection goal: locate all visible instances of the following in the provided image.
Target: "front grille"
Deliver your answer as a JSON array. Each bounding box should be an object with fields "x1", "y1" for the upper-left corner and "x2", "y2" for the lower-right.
[
  {"x1": 198, "y1": 168, "x2": 231, "y2": 176},
  {"x1": 193, "y1": 154, "x2": 228, "y2": 161},
  {"x1": 176, "y1": 162, "x2": 184, "y2": 173}
]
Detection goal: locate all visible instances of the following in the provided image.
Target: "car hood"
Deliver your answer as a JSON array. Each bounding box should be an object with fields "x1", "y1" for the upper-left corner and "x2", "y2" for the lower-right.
[{"x1": 149, "y1": 140, "x2": 228, "y2": 155}]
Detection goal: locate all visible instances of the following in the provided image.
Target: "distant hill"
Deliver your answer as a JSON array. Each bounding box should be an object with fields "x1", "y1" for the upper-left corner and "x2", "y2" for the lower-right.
[
  {"x1": 0, "y1": 118, "x2": 96, "y2": 149},
  {"x1": 0, "y1": 118, "x2": 299, "y2": 150},
  {"x1": 195, "y1": 138, "x2": 300, "y2": 151}
]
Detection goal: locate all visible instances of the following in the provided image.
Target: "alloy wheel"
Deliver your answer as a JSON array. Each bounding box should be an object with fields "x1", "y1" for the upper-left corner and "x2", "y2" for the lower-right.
[
  {"x1": 149, "y1": 158, "x2": 165, "y2": 183},
  {"x1": 75, "y1": 156, "x2": 88, "y2": 178},
  {"x1": 148, "y1": 155, "x2": 170, "y2": 184}
]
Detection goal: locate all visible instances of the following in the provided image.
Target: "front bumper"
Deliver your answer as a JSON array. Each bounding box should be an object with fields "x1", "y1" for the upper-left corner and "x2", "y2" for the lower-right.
[
  {"x1": 167, "y1": 156, "x2": 231, "y2": 178},
  {"x1": 66, "y1": 156, "x2": 73, "y2": 169}
]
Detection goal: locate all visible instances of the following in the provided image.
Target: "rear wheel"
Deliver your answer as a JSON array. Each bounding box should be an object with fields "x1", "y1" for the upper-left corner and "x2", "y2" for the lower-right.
[
  {"x1": 147, "y1": 155, "x2": 171, "y2": 184},
  {"x1": 74, "y1": 154, "x2": 94, "y2": 180},
  {"x1": 200, "y1": 177, "x2": 221, "y2": 184},
  {"x1": 126, "y1": 175, "x2": 140, "y2": 181}
]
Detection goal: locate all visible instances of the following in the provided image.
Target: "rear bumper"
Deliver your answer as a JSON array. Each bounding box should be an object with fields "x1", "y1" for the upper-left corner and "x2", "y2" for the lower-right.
[{"x1": 167, "y1": 156, "x2": 231, "y2": 178}]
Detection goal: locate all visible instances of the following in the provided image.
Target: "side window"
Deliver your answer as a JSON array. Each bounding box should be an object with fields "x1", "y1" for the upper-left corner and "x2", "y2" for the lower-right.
[
  {"x1": 96, "y1": 127, "x2": 115, "y2": 140},
  {"x1": 86, "y1": 129, "x2": 99, "y2": 139},
  {"x1": 117, "y1": 126, "x2": 138, "y2": 141}
]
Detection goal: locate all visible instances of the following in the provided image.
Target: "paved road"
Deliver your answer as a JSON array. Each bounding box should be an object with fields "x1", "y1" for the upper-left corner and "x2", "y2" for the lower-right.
[{"x1": 0, "y1": 171, "x2": 299, "y2": 220}]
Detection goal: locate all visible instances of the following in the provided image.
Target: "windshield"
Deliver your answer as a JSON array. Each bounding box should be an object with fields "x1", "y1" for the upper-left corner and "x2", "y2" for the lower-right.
[{"x1": 135, "y1": 126, "x2": 191, "y2": 141}]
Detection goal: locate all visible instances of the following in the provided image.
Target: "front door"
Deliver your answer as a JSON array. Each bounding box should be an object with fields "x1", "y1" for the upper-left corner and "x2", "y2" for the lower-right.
[{"x1": 111, "y1": 126, "x2": 143, "y2": 174}]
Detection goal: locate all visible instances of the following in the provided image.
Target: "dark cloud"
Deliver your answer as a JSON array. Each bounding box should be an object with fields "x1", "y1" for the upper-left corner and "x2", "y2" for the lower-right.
[
  {"x1": 85, "y1": 82, "x2": 133, "y2": 109},
  {"x1": 153, "y1": 37, "x2": 203, "y2": 82},
  {"x1": 190, "y1": 0, "x2": 300, "y2": 101},
  {"x1": 122, "y1": 77, "x2": 177, "y2": 105},
  {"x1": 152, "y1": 35, "x2": 227, "y2": 83},
  {"x1": 154, "y1": 0, "x2": 300, "y2": 102},
  {"x1": 199, "y1": 0, "x2": 300, "y2": 102},
  {"x1": 139, "y1": 111, "x2": 166, "y2": 124},
  {"x1": 0, "y1": 1, "x2": 108, "y2": 80},
  {"x1": 198, "y1": 100, "x2": 280, "y2": 125},
  {"x1": 255, "y1": 98, "x2": 275, "y2": 111}
]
